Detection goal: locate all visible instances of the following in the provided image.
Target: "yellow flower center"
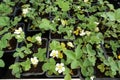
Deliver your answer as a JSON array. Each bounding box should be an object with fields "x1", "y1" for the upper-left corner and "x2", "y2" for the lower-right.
[
  {"x1": 73, "y1": 27, "x2": 80, "y2": 36},
  {"x1": 57, "y1": 65, "x2": 63, "y2": 70},
  {"x1": 58, "y1": 52, "x2": 63, "y2": 59},
  {"x1": 53, "y1": 52, "x2": 57, "y2": 57},
  {"x1": 118, "y1": 55, "x2": 120, "y2": 59}
]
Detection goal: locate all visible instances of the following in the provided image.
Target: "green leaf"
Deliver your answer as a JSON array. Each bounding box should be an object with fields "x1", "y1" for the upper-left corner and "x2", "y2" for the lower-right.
[
  {"x1": 89, "y1": 33, "x2": 103, "y2": 44},
  {"x1": 34, "y1": 48, "x2": 46, "y2": 61},
  {"x1": 77, "y1": 14, "x2": 85, "y2": 20},
  {"x1": 27, "y1": 36, "x2": 32, "y2": 42},
  {"x1": 58, "y1": 26, "x2": 67, "y2": 33},
  {"x1": 117, "y1": 61, "x2": 120, "y2": 74},
  {"x1": 86, "y1": 44, "x2": 96, "y2": 56},
  {"x1": 85, "y1": 77, "x2": 91, "y2": 80},
  {"x1": 75, "y1": 45, "x2": 82, "y2": 59},
  {"x1": 108, "y1": 57, "x2": 118, "y2": 72},
  {"x1": 87, "y1": 16, "x2": 98, "y2": 30},
  {"x1": 0, "y1": 27, "x2": 9, "y2": 35},
  {"x1": 106, "y1": 12, "x2": 115, "y2": 21},
  {"x1": 24, "y1": 47, "x2": 32, "y2": 55},
  {"x1": 65, "y1": 58, "x2": 72, "y2": 65},
  {"x1": 0, "y1": 16, "x2": 10, "y2": 26},
  {"x1": 0, "y1": 51, "x2": 4, "y2": 58},
  {"x1": 42, "y1": 63, "x2": 50, "y2": 71},
  {"x1": 49, "y1": 58, "x2": 56, "y2": 64},
  {"x1": 0, "y1": 3, "x2": 12, "y2": 15},
  {"x1": 1, "y1": 33, "x2": 12, "y2": 48},
  {"x1": 3, "y1": 0, "x2": 15, "y2": 6},
  {"x1": 1, "y1": 39, "x2": 7, "y2": 48},
  {"x1": 13, "y1": 48, "x2": 26, "y2": 58},
  {"x1": 39, "y1": 19, "x2": 55, "y2": 31},
  {"x1": 97, "y1": 63, "x2": 105, "y2": 72},
  {"x1": 88, "y1": 56, "x2": 96, "y2": 66},
  {"x1": 64, "y1": 74, "x2": 71, "y2": 80},
  {"x1": 81, "y1": 67, "x2": 89, "y2": 76},
  {"x1": 110, "y1": 41, "x2": 119, "y2": 52},
  {"x1": 27, "y1": 43, "x2": 33, "y2": 48},
  {"x1": 13, "y1": 51, "x2": 24, "y2": 58},
  {"x1": 56, "y1": 0, "x2": 70, "y2": 12},
  {"x1": 107, "y1": 4, "x2": 114, "y2": 10},
  {"x1": 0, "y1": 59, "x2": 5, "y2": 67},
  {"x1": 42, "y1": 58, "x2": 56, "y2": 73},
  {"x1": 15, "y1": 73, "x2": 21, "y2": 78},
  {"x1": 11, "y1": 17, "x2": 22, "y2": 26},
  {"x1": 117, "y1": 61, "x2": 120, "y2": 68},
  {"x1": 3, "y1": 32, "x2": 12, "y2": 40},
  {"x1": 63, "y1": 50, "x2": 76, "y2": 60},
  {"x1": 87, "y1": 66, "x2": 94, "y2": 75},
  {"x1": 9, "y1": 63, "x2": 21, "y2": 78},
  {"x1": 20, "y1": 58, "x2": 31, "y2": 71},
  {"x1": 115, "y1": 9, "x2": 120, "y2": 22},
  {"x1": 71, "y1": 60, "x2": 79, "y2": 69},
  {"x1": 50, "y1": 40, "x2": 61, "y2": 50},
  {"x1": 83, "y1": 59, "x2": 92, "y2": 67}
]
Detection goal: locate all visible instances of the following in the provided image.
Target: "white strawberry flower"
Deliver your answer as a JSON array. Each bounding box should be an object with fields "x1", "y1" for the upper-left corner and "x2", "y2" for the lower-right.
[
  {"x1": 14, "y1": 27, "x2": 25, "y2": 42},
  {"x1": 90, "y1": 76, "x2": 95, "y2": 80},
  {"x1": 31, "y1": 57, "x2": 39, "y2": 67},
  {"x1": 14, "y1": 27, "x2": 23, "y2": 35},
  {"x1": 50, "y1": 50, "x2": 59, "y2": 58},
  {"x1": 67, "y1": 42, "x2": 74, "y2": 48},
  {"x1": 79, "y1": 30, "x2": 86, "y2": 36},
  {"x1": 55, "y1": 63, "x2": 65, "y2": 74},
  {"x1": 35, "y1": 36, "x2": 42, "y2": 44},
  {"x1": 22, "y1": 8, "x2": 31, "y2": 15}
]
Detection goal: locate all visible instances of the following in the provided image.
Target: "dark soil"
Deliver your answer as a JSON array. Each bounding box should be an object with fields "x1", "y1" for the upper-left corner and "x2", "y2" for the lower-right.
[
  {"x1": 0, "y1": 53, "x2": 16, "y2": 79},
  {"x1": 50, "y1": 32, "x2": 64, "y2": 39},
  {"x1": 3, "y1": 38, "x2": 17, "y2": 52}
]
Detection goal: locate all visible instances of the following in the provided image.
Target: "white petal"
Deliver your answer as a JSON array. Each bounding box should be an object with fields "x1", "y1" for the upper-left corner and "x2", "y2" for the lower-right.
[
  {"x1": 62, "y1": 67, "x2": 65, "y2": 71},
  {"x1": 55, "y1": 67, "x2": 58, "y2": 71},
  {"x1": 31, "y1": 57, "x2": 38, "y2": 65},
  {"x1": 58, "y1": 70, "x2": 62, "y2": 73},
  {"x1": 19, "y1": 27, "x2": 22, "y2": 31},
  {"x1": 31, "y1": 58, "x2": 33, "y2": 62},
  {"x1": 14, "y1": 30, "x2": 20, "y2": 34},
  {"x1": 80, "y1": 30, "x2": 86, "y2": 36},
  {"x1": 90, "y1": 76, "x2": 95, "y2": 80},
  {"x1": 61, "y1": 63, "x2": 64, "y2": 66},
  {"x1": 50, "y1": 52, "x2": 52, "y2": 57},
  {"x1": 55, "y1": 51, "x2": 58, "y2": 54},
  {"x1": 22, "y1": 8, "x2": 29, "y2": 14},
  {"x1": 67, "y1": 42, "x2": 74, "y2": 48},
  {"x1": 56, "y1": 63, "x2": 60, "y2": 67}
]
